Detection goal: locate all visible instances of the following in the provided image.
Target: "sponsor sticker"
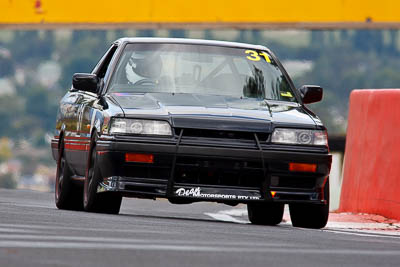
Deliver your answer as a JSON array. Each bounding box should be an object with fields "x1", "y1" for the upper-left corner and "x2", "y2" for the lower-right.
[
  {"x1": 175, "y1": 187, "x2": 260, "y2": 200},
  {"x1": 245, "y1": 50, "x2": 271, "y2": 63},
  {"x1": 280, "y1": 91, "x2": 293, "y2": 98}
]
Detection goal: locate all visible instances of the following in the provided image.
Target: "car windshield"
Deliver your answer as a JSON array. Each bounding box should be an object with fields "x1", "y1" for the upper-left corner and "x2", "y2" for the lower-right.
[{"x1": 108, "y1": 43, "x2": 296, "y2": 102}]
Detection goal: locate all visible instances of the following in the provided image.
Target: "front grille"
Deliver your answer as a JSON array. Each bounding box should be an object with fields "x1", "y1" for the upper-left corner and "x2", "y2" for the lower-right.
[
  {"x1": 174, "y1": 128, "x2": 269, "y2": 141},
  {"x1": 174, "y1": 156, "x2": 264, "y2": 188}
]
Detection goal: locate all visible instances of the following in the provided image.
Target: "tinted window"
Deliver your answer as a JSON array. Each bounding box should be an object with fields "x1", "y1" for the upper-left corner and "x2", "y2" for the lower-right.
[{"x1": 109, "y1": 43, "x2": 296, "y2": 102}]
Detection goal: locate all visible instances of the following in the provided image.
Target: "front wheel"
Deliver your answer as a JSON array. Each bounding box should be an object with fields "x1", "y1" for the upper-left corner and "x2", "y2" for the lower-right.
[
  {"x1": 289, "y1": 179, "x2": 330, "y2": 229},
  {"x1": 83, "y1": 136, "x2": 122, "y2": 214},
  {"x1": 55, "y1": 139, "x2": 83, "y2": 210},
  {"x1": 247, "y1": 202, "x2": 284, "y2": 225}
]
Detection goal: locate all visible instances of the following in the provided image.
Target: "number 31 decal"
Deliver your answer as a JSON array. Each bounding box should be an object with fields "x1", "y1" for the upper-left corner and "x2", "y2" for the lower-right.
[{"x1": 245, "y1": 50, "x2": 271, "y2": 63}]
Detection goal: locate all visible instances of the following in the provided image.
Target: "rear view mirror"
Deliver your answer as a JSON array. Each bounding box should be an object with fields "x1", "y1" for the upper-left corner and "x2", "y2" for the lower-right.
[
  {"x1": 299, "y1": 85, "x2": 323, "y2": 104},
  {"x1": 72, "y1": 73, "x2": 99, "y2": 93}
]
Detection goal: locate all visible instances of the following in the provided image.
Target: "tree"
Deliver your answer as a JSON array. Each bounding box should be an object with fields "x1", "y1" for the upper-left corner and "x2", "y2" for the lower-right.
[
  {"x1": 0, "y1": 172, "x2": 17, "y2": 189},
  {"x1": 0, "y1": 137, "x2": 12, "y2": 162}
]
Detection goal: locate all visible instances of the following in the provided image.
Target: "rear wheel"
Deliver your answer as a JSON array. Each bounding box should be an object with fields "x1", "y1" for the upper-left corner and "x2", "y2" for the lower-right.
[
  {"x1": 55, "y1": 139, "x2": 83, "y2": 210},
  {"x1": 247, "y1": 202, "x2": 284, "y2": 225},
  {"x1": 289, "y1": 179, "x2": 330, "y2": 229},
  {"x1": 83, "y1": 135, "x2": 122, "y2": 214}
]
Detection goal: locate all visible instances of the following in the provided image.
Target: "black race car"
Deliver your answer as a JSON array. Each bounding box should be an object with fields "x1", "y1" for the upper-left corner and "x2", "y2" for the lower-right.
[{"x1": 51, "y1": 38, "x2": 331, "y2": 229}]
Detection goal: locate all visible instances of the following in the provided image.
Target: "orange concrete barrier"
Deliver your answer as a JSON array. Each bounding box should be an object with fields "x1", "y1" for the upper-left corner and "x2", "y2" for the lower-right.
[{"x1": 340, "y1": 89, "x2": 400, "y2": 220}]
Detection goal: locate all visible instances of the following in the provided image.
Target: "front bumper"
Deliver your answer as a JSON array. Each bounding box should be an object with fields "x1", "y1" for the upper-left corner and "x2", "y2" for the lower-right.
[{"x1": 95, "y1": 135, "x2": 332, "y2": 204}]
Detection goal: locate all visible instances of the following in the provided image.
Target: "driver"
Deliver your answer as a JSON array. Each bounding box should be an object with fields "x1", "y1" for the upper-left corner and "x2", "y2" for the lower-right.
[{"x1": 129, "y1": 53, "x2": 162, "y2": 83}]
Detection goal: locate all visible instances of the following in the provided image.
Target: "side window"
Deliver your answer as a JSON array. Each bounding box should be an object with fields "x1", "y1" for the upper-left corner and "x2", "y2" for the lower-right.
[
  {"x1": 92, "y1": 45, "x2": 118, "y2": 79},
  {"x1": 90, "y1": 45, "x2": 118, "y2": 94}
]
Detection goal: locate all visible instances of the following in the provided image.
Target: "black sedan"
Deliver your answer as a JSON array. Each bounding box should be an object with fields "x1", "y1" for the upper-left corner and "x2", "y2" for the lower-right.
[{"x1": 51, "y1": 38, "x2": 331, "y2": 229}]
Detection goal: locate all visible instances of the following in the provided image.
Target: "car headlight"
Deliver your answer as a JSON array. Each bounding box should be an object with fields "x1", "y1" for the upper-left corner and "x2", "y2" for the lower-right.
[
  {"x1": 109, "y1": 118, "x2": 172, "y2": 136},
  {"x1": 271, "y1": 128, "x2": 328, "y2": 146}
]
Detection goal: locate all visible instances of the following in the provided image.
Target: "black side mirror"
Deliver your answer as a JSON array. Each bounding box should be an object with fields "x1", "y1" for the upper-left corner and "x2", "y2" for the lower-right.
[
  {"x1": 299, "y1": 85, "x2": 323, "y2": 104},
  {"x1": 72, "y1": 73, "x2": 99, "y2": 93}
]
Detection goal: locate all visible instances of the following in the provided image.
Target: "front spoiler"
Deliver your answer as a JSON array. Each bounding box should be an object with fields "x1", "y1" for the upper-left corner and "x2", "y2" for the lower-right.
[
  {"x1": 95, "y1": 136, "x2": 331, "y2": 205},
  {"x1": 97, "y1": 176, "x2": 327, "y2": 205}
]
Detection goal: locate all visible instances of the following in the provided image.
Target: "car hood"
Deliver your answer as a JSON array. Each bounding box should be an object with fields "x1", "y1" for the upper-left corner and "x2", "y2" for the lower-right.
[{"x1": 109, "y1": 93, "x2": 317, "y2": 132}]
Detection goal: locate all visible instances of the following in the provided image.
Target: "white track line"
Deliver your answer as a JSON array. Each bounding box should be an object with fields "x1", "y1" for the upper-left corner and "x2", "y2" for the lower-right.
[
  {"x1": 0, "y1": 223, "x2": 178, "y2": 234},
  {"x1": 0, "y1": 240, "x2": 399, "y2": 255},
  {"x1": 0, "y1": 227, "x2": 42, "y2": 234},
  {"x1": 0, "y1": 234, "x2": 311, "y2": 248}
]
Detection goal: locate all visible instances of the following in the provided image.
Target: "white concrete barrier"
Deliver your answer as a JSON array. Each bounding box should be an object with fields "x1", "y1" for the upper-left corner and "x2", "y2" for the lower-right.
[{"x1": 330, "y1": 152, "x2": 343, "y2": 211}]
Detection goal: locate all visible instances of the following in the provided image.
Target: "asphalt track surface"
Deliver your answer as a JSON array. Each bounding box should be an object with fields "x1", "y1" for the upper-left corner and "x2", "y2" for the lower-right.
[{"x1": 1, "y1": 189, "x2": 400, "y2": 267}]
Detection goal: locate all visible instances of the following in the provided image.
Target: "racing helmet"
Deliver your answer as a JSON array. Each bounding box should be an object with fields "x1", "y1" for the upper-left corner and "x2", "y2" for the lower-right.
[{"x1": 130, "y1": 53, "x2": 162, "y2": 79}]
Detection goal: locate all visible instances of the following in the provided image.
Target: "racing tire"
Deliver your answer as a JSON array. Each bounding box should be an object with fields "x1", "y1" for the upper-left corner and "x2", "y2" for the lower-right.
[
  {"x1": 289, "y1": 179, "x2": 330, "y2": 229},
  {"x1": 55, "y1": 138, "x2": 83, "y2": 210},
  {"x1": 83, "y1": 134, "x2": 122, "y2": 214},
  {"x1": 247, "y1": 202, "x2": 284, "y2": 225}
]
